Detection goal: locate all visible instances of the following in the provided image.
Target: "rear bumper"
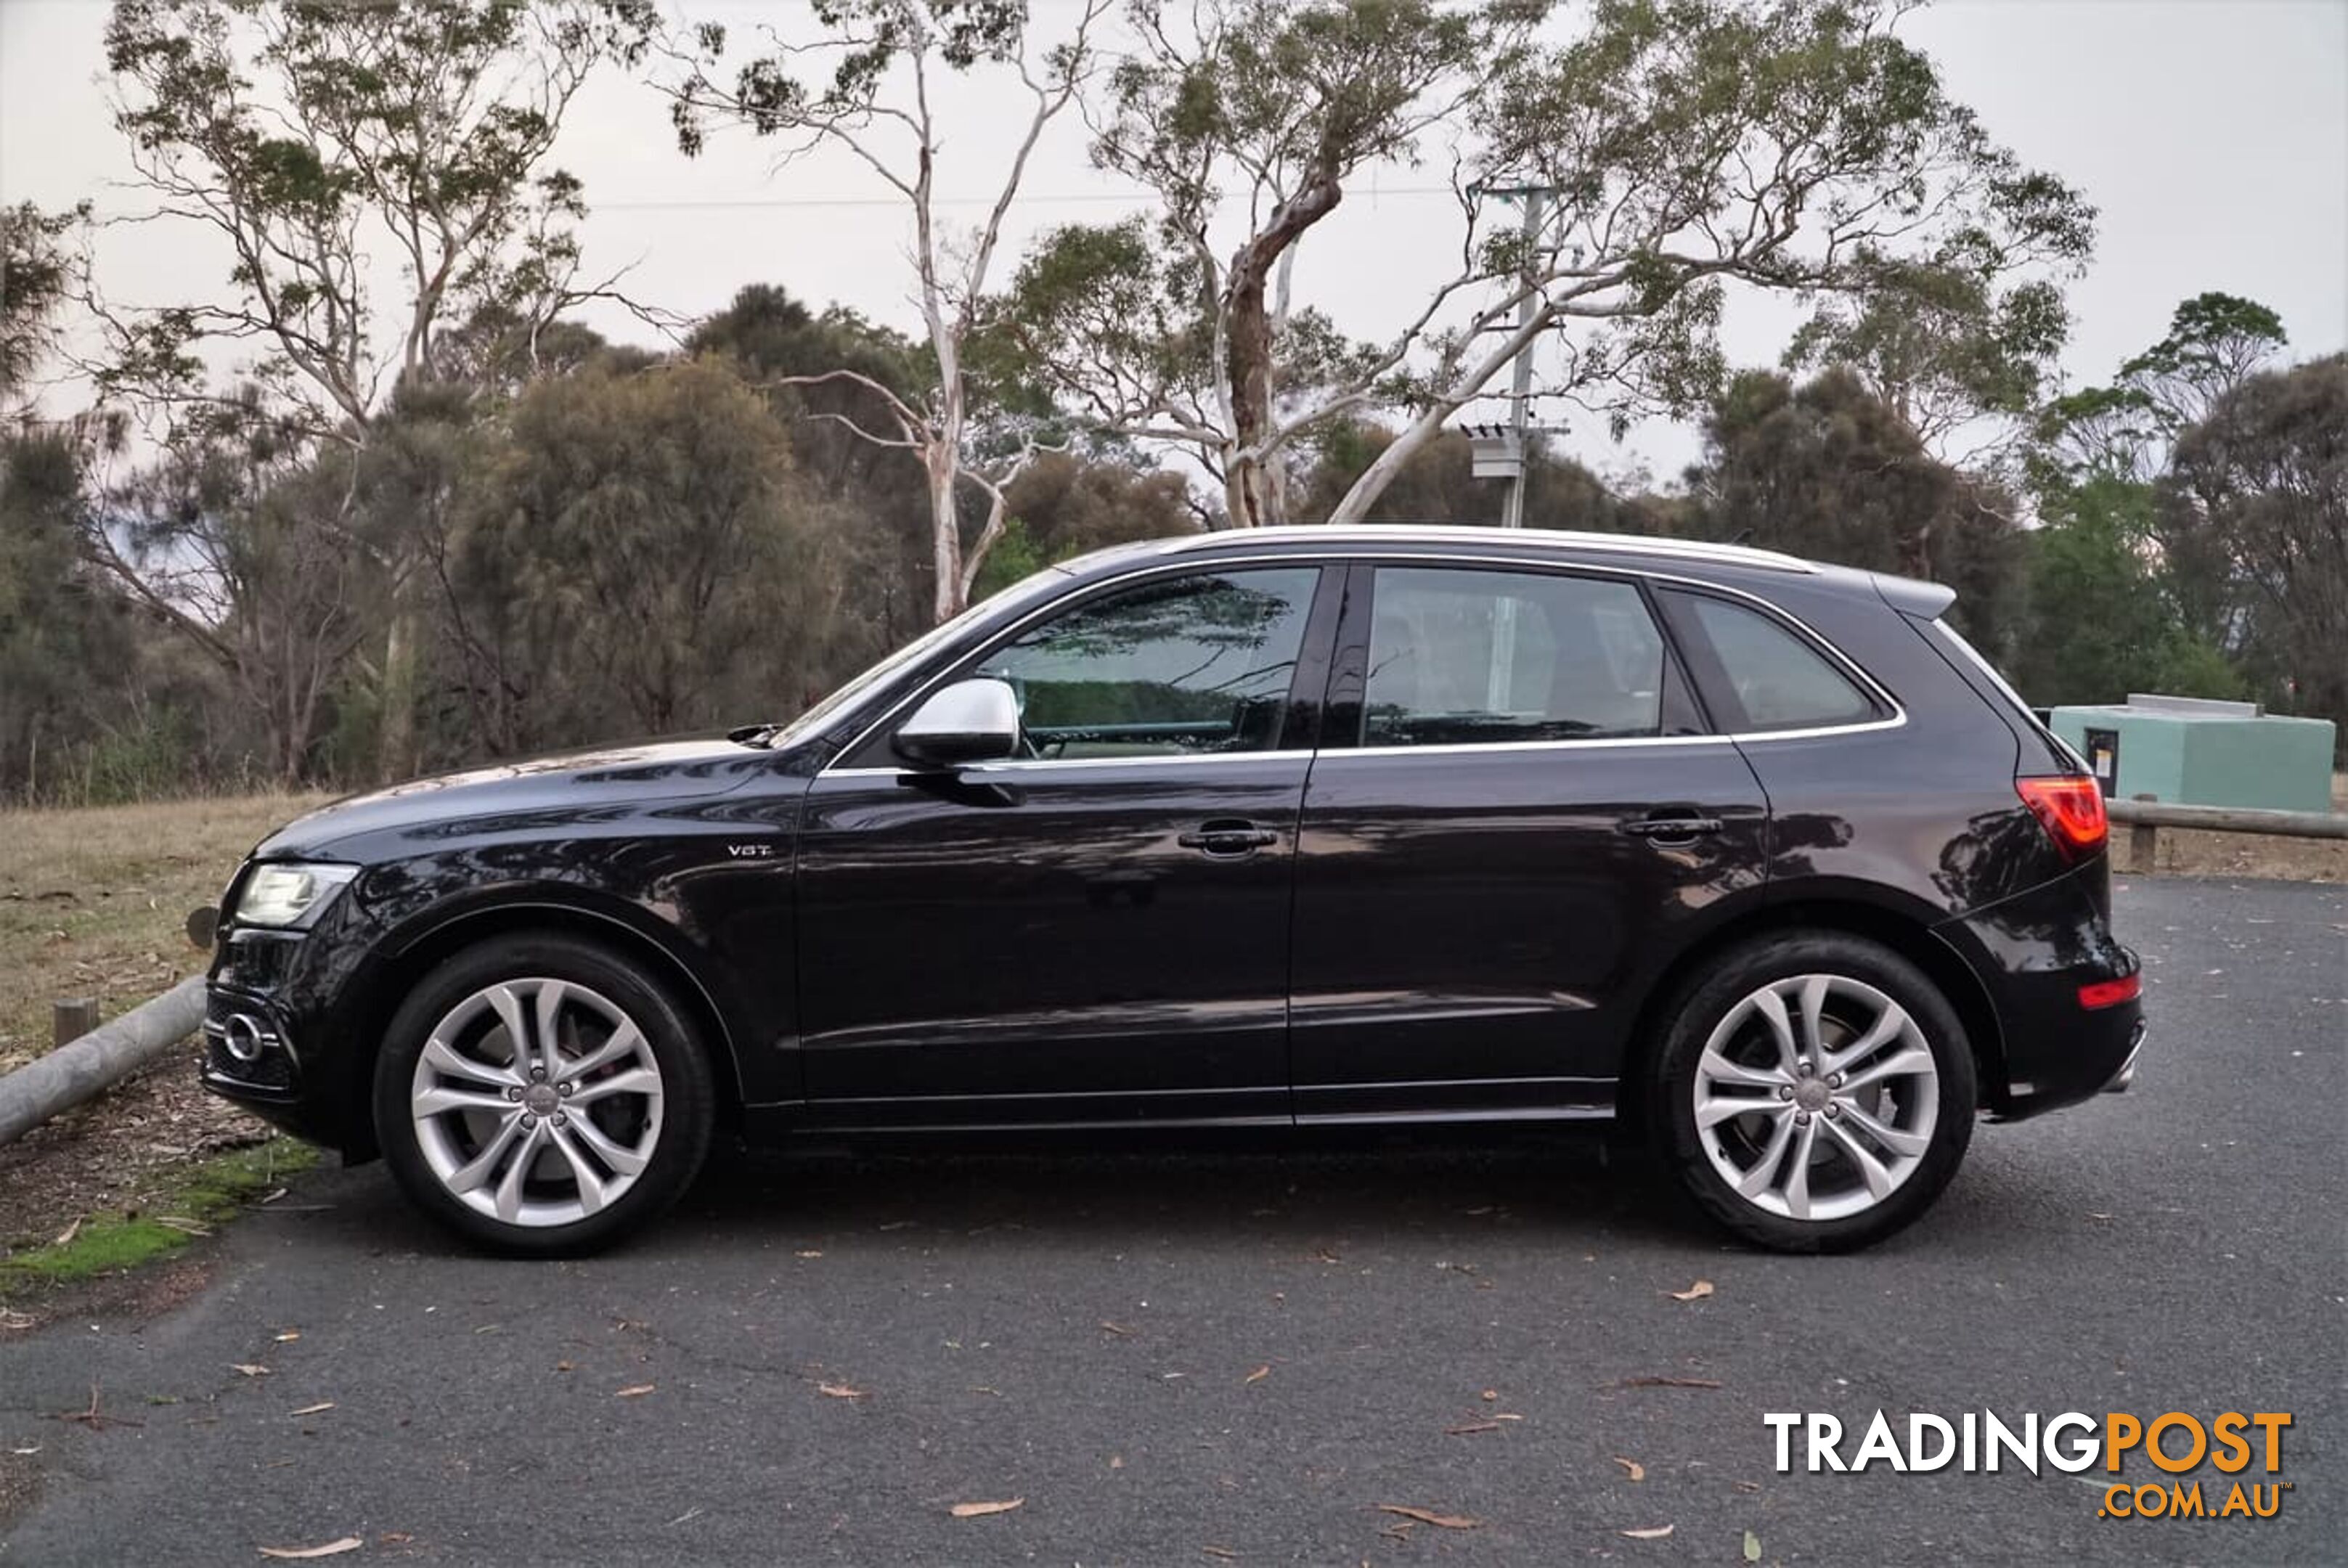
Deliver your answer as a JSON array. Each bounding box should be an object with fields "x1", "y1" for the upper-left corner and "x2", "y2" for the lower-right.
[
  {"x1": 2100, "y1": 1019, "x2": 2147, "y2": 1094},
  {"x1": 1936, "y1": 860, "x2": 2145, "y2": 1122}
]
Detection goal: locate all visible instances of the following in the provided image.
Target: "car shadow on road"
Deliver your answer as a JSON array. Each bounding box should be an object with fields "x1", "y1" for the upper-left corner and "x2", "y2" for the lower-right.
[
  {"x1": 671, "y1": 1130, "x2": 1732, "y2": 1257},
  {"x1": 285, "y1": 1127, "x2": 2122, "y2": 1266},
  {"x1": 289, "y1": 1129, "x2": 1745, "y2": 1262}
]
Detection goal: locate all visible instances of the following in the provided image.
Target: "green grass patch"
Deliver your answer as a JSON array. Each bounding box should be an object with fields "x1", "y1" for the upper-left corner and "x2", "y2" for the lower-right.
[{"x1": 0, "y1": 1138, "x2": 319, "y2": 1294}]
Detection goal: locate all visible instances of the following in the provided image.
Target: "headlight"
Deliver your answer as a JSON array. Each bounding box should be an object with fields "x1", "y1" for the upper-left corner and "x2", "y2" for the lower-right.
[{"x1": 232, "y1": 862, "x2": 359, "y2": 928}]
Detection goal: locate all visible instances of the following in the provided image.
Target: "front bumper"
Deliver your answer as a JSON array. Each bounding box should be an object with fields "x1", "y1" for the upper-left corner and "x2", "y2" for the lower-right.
[
  {"x1": 199, "y1": 981, "x2": 345, "y2": 1146},
  {"x1": 196, "y1": 885, "x2": 380, "y2": 1153}
]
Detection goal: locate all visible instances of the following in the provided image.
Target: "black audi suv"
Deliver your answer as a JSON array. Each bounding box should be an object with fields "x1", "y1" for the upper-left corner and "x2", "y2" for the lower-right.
[{"x1": 199, "y1": 526, "x2": 2143, "y2": 1254}]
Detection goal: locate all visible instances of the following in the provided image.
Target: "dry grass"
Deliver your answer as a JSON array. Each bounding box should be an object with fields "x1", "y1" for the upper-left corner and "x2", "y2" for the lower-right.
[
  {"x1": 0, "y1": 792, "x2": 329, "y2": 1072},
  {"x1": 0, "y1": 793, "x2": 328, "y2": 1257}
]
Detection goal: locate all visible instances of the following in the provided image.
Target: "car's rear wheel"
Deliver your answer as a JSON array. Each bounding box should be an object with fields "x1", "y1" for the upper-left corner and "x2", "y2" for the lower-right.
[
  {"x1": 373, "y1": 933, "x2": 715, "y2": 1255},
  {"x1": 1648, "y1": 932, "x2": 1976, "y2": 1253}
]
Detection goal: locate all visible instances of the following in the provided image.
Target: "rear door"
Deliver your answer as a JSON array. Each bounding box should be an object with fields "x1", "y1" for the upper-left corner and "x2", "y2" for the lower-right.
[{"x1": 1287, "y1": 560, "x2": 1771, "y2": 1119}]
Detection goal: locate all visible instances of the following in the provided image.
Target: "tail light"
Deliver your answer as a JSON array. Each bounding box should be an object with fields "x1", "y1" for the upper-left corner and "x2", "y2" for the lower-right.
[
  {"x1": 2017, "y1": 775, "x2": 2108, "y2": 862},
  {"x1": 2078, "y1": 973, "x2": 2141, "y2": 1010}
]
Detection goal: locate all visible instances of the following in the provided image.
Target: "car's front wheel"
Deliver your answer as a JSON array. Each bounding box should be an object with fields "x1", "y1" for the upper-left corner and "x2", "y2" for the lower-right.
[
  {"x1": 373, "y1": 933, "x2": 715, "y2": 1255},
  {"x1": 1649, "y1": 932, "x2": 1976, "y2": 1253}
]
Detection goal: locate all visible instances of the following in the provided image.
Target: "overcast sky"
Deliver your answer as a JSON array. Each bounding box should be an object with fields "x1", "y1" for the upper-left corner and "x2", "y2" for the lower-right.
[{"x1": 3, "y1": 0, "x2": 2343, "y2": 486}]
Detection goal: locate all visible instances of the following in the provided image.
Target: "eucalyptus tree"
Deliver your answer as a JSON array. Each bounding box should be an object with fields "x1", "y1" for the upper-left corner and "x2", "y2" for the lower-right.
[
  {"x1": 670, "y1": 0, "x2": 1114, "y2": 622},
  {"x1": 998, "y1": 0, "x2": 2093, "y2": 528},
  {"x1": 82, "y1": 0, "x2": 659, "y2": 775},
  {"x1": 995, "y1": 0, "x2": 1542, "y2": 526},
  {"x1": 2159, "y1": 354, "x2": 2347, "y2": 723},
  {"x1": 2033, "y1": 293, "x2": 2290, "y2": 488}
]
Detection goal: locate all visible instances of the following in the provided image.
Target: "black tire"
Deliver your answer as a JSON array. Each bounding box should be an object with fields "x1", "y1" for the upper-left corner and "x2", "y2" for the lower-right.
[
  {"x1": 373, "y1": 932, "x2": 716, "y2": 1257},
  {"x1": 1646, "y1": 931, "x2": 1976, "y2": 1254}
]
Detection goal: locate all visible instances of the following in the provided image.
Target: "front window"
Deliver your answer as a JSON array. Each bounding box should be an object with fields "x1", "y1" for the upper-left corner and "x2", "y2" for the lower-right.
[
  {"x1": 1362, "y1": 566, "x2": 1666, "y2": 746},
  {"x1": 774, "y1": 566, "x2": 1074, "y2": 746},
  {"x1": 970, "y1": 568, "x2": 1321, "y2": 759}
]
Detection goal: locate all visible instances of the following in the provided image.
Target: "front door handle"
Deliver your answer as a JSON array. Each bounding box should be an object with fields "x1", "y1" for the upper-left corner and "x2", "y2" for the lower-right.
[
  {"x1": 1621, "y1": 813, "x2": 1725, "y2": 842},
  {"x1": 1178, "y1": 820, "x2": 1281, "y2": 857}
]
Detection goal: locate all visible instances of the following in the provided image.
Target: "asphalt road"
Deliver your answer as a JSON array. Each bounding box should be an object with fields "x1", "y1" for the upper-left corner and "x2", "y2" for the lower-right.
[{"x1": 4, "y1": 876, "x2": 2343, "y2": 1567}]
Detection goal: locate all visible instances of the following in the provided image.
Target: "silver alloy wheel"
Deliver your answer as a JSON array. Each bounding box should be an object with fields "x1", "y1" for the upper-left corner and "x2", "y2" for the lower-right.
[
  {"x1": 409, "y1": 977, "x2": 664, "y2": 1228},
  {"x1": 1690, "y1": 973, "x2": 1940, "y2": 1222}
]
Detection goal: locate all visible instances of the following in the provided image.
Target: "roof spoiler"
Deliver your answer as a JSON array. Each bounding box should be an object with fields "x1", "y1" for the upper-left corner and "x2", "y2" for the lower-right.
[{"x1": 1870, "y1": 570, "x2": 1958, "y2": 619}]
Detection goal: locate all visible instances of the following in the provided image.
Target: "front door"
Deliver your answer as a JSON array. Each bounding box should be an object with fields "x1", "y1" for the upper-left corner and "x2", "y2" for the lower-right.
[
  {"x1": 1288, "y1": 560, "x2": 1770, "y2": 1119},
  {"x1": 795, "y1": 563, "x2": 1336, "y2": 1127}
]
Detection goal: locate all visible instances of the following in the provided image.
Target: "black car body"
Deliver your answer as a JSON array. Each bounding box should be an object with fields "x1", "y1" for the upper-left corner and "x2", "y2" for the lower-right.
[{"x1": 201, "y1": 527, "x2": 2143, "y2": 1252}]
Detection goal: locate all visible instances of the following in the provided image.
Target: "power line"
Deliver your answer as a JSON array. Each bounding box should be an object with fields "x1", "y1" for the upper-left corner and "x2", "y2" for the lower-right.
[{"x1": 589, "y1": 185, "x2": 1462, "y2": 213}]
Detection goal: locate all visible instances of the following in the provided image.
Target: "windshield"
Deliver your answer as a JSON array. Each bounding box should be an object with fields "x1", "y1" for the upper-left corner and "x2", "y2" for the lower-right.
[{"x1": 759, "y1": 565, "x2": 1077, "y2": 748}]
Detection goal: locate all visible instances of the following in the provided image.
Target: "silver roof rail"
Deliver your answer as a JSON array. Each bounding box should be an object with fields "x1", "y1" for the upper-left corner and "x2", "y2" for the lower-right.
[{"x1": 1154, "y1": 524, "x2": 1817, "y2": 574}]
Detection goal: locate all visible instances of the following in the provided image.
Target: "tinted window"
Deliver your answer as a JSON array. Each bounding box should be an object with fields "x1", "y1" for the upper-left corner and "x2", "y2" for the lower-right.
[
  {"x1": 1680, "y1": 594, "x2": 1878, "y2": 731},
  {"x1": 972, "y1": 568, "x2": 1318, "y2": 759},
  {"x1": 1363, "y1": 568, "x2": 1665, "y2": 746}
]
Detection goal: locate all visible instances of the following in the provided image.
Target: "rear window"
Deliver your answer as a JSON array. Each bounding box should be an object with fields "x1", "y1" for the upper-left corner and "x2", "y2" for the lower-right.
[
  {"x1": 1924, "y1": 618, "x2": 2087, "y2": 772},
  {"x1": 1362, "y1": 566, "x2": 1666, "y2": 746},
  {"x1": 1671, "y1": 593, "x2": 1880, "y2": 733}
]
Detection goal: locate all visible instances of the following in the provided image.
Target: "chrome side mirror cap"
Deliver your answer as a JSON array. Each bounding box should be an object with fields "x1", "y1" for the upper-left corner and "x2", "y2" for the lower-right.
[{"x1": 892, "y1": 677, "x2": 1022, "y2": 768}]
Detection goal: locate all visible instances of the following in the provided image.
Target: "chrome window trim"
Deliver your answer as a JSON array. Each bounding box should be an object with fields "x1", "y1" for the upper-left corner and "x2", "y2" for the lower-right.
[
  {"x1": 818, "y1": 550, "x2": 1901, "y2": 779},
  {"x1": 823, "y1": 748, "x2": 1321, "y2": 780}
]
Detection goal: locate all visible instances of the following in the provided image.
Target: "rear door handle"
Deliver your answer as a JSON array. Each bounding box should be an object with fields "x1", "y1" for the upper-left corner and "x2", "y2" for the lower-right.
[
  {"x1": 1621, "y1": 814, "x2": 1725, "y2": 841},
  {"x1": 1178, "y1": 820, "x2": 1281, "y2": 857}
]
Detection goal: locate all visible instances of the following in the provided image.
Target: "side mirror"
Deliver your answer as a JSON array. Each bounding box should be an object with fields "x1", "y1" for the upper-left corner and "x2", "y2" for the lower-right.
[{"x1": 892, "y1": 677, "x2": 1022, "y2": 768}]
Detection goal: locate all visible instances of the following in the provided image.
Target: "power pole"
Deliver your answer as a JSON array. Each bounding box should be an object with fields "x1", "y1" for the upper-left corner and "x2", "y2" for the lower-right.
[
  {"x1": 1499, "y1": 184, "x2": 1547, "y2": 531},
  {"x1": 1469, "y1": 184, "x2": 1551, "y2": 711}
]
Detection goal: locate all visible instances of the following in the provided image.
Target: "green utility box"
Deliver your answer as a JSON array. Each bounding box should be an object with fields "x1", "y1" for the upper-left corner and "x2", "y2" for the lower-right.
[{"x1": 2047, "y1": 695, "x2": 2337, "y2": 813}]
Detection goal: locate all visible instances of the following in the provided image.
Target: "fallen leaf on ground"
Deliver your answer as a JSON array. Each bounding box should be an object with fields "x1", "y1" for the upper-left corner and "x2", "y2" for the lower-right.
[
  {"x1": 1615, "y1": 1376, "x2": 1722, "y2": 1389},
  {"x1": 380, "y1": 1533, "x2": 412, "y2": 1545},
  {"x1": 274, "y1": 1331, "x2": 301, "y2": 1342},
  {"x1": 1376, "y1": 1506, "x2": 1478, "y2": 1530},
  {"x1": 1744, "y1": 1528, "x2": 1763, "y2": 1561},
  {"x1": 795, "y1": 1250, "x2": 823, "y2": 1259},
  {"x1": 1621, "y1": 1524, "x2": 1674, "y2": 1540},
  {"x1": 1613, "y1": 1456, "x2": 1646, "y2": 1482},
  {"x1": 156, "y1": 1217, "x2": 213, "y2": 1236},
  {"x1": 818, "y1": 1384, "x2": 867, "y2": 1400},
  {"x1": 1244, "y1": 1365, "x2": 1270, "y2": 1384},
  {"x1": 1444, "y1": 1422, "x2": 1501, "y2": 1436},
  {"x1": 1667, "y1": 1280, "x2": 1714, "y2": 1302},
  {"x1": 231, "y1": 1364, "x2": 270, "y2": 1378},
  {"x1": 555, "y1": 1361, "x2": 574, "y2": 1373},
  {"x1": 257, "y1": 1538, "x2": 363, "y2": 1559},
  {"x1": 949, "y1": 1498, "x2": 1024, "y2": 1518},
  {"x1": 1201, "y1": 1547, "x2": 1238, "y2": 1560},
  {"x1": 615, "y1": 1384, "x2": 656, "y2": 1398},
  {"x1": 288, "y1": 1402, "x2": 335, "y2": 1417},
  {"x1": 52, "y1": 1218, "x2": 81, "y2": 1248},
  {"x1": 1098, "y1": 1320, "x2": 1134, "y2": 1337}
]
